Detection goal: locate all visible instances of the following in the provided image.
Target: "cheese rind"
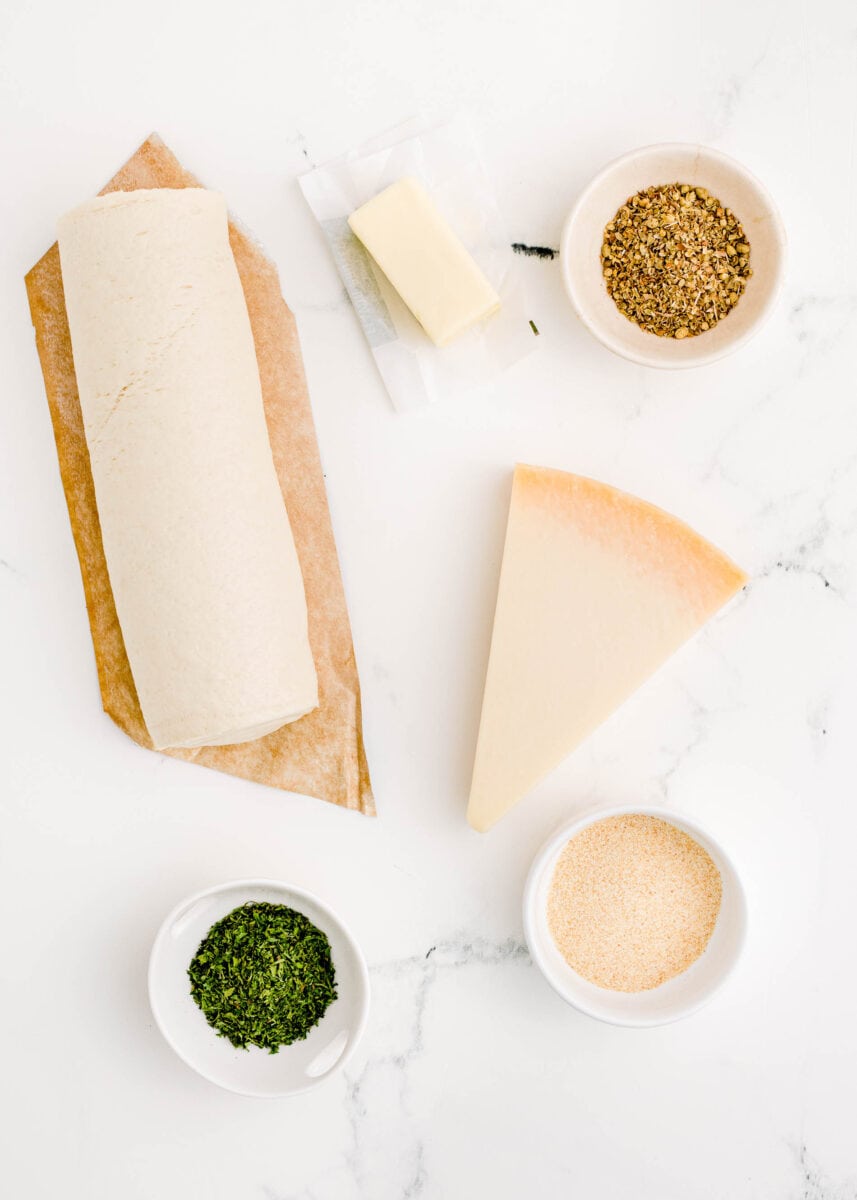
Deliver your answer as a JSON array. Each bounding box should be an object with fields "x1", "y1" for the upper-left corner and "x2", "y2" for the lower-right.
[
  {"x1": 467, "y1": 466, "x2": 747, "y2": 832},
  {"x1": 57, "y1": 188, "x2": 318, "y2": 750},
  {"x1": 347, "y1": 177, "x2": 500, "y2": 346}
]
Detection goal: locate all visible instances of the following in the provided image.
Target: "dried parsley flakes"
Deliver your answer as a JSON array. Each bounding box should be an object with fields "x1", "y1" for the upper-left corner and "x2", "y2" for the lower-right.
[
  {"x1": 188, "y1": 902, "x2": 337, "y2": 1053},
  {"x1": 601, "y1": 183, "x2": 752, "y2": 338}
]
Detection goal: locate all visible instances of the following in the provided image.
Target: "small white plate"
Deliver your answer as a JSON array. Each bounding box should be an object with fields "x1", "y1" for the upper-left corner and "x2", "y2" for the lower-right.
[
  {"x1": 148, "y1": 879, "x2": 370, "y2": 1097},
  {"x1": 523, "y1": 805, "x2": 747, "y2": 1026},
  {"x1": 560, "y1": 142, "x2": 786, "y2": 368}
]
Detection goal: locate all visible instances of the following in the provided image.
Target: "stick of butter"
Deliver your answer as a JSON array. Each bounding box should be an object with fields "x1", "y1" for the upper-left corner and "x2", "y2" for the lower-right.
[{"x1": 348, "y1": 177, "x2": 501, "y2": 347}]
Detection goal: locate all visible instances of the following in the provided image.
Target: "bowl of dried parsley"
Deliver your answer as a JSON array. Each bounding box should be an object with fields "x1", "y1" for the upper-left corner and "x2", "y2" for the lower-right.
[
  {"x1": 560, "y1": 143, "x2": 786, "y2": 368},
  {"x1": 148, "y1": 879, "x2": 370, "y2": 1096}
]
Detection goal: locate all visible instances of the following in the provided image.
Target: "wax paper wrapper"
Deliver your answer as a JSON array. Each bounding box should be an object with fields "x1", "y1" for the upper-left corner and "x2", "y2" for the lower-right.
[
  {"x1": 25, "y1": 134, "x2": 374, "y2": 815},
  {"x1": 299, "y1": 116, "x2": 537, "y2": 412}
]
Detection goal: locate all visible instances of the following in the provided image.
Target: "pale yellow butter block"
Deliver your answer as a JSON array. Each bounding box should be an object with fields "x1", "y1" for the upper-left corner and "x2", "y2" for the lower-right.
[
  {"x1": 348, "y1": 177, "x2": 500, "y2": 346},
  {"x1": 467, "y1": 466, "x2": 747, "y2": 832}
]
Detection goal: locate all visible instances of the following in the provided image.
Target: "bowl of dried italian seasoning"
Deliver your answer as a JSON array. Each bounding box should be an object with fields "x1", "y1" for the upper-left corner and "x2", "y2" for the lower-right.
[
  {"x1": 560, "y1": 143, "x2": 786, "y2": 368},
  {"x1": 148, "y1": 879, "x2": 370, "y2": 1096},
  {"x1": 523, "y1": 805, "x2": 747, "y2": 1026}
]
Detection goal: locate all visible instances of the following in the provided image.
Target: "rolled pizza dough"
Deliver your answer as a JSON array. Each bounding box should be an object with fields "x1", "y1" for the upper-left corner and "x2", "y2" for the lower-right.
[{"x1": 57, "y1": 188, "x2": 318, "y2": 750}]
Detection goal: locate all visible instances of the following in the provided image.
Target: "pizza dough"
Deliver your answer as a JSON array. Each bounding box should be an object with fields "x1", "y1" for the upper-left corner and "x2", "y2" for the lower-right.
[{"x1": 57, "y1": 188, "x2": 318, "y2": 750}]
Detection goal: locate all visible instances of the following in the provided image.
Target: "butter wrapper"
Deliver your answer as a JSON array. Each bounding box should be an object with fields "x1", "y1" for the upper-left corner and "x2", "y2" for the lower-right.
[{"x1": 299, "y1": 116, "x2": 537, "y2": 412}]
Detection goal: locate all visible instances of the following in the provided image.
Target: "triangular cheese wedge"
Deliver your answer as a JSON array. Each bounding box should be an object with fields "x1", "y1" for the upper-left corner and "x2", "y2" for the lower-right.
[{"x1": 467, "y1": 465, "x2": 747, "y2": 832}]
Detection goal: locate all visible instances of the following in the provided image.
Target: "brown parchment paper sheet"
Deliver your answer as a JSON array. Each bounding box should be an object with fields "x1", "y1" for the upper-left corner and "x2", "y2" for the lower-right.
[{"x1": 25, "y1": 134, "x2": 374, "y2": 815}]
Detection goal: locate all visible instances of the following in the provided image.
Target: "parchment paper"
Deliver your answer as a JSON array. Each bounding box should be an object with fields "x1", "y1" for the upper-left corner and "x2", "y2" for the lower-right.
[{"x1": 25, "y1": 134, "x2": 374, "y2": 816}]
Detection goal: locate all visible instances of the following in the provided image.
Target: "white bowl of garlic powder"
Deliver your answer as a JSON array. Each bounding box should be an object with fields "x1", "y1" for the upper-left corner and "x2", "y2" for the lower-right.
[{"x1": 523, "y1": 805, "x2": 748, "y2": 1026}]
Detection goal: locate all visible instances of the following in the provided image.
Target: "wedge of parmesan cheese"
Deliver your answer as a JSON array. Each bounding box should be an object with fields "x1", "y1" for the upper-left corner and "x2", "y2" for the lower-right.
[{"x1": 467, "y1": 465, "x2": 747, "y2": 832}]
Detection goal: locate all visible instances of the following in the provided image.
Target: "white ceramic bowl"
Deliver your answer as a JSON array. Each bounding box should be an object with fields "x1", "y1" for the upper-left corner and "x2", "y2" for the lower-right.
[
  {"x1": 560, "y1": 143, "x2": 786, "y2": 368},
  {"x1": 523, "y1": 805, "x2": 747, "y2": 1026},
  {"x1": 148, "y1": 879, "x2": 370, "y2": 1097}
]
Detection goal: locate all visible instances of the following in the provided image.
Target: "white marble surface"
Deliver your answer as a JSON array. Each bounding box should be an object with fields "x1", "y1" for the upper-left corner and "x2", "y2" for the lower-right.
[{"x1": 2, "y1": 0, "x2": 857, "y2": 1195}]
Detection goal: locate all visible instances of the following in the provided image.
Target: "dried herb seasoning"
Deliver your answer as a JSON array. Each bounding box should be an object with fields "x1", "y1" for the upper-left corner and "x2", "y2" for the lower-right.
[
  {"x1": 188, "y1": 902, "x2": 337, "y2": 1053},
  {"x1": 511, "y1": 243, "x2": 559, "y2": 260},
  {"x1": 601, "y1": 183, "x2": 752, "y2": 338}
]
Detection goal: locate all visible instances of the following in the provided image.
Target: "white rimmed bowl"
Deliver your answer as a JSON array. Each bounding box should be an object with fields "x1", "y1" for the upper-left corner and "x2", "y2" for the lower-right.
[
  {"x1": 560, "y1": 142, "x2": 786, "y2": 368},
  {"x1": 148, "y1": 879, "x2": 370, "y2": 1097},
  {"x1": 523, "y1": 805, "x2": 747, "y2": 1026}
]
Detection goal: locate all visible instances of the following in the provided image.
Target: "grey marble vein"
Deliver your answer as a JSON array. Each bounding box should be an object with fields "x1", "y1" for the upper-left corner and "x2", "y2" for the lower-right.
[
  {"x1": 343, "y1": 937, "x2": 528, "y2": 1199},
  {"x1": 794, "y1": 1143, "x2": 857, "y2": 1200}
]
